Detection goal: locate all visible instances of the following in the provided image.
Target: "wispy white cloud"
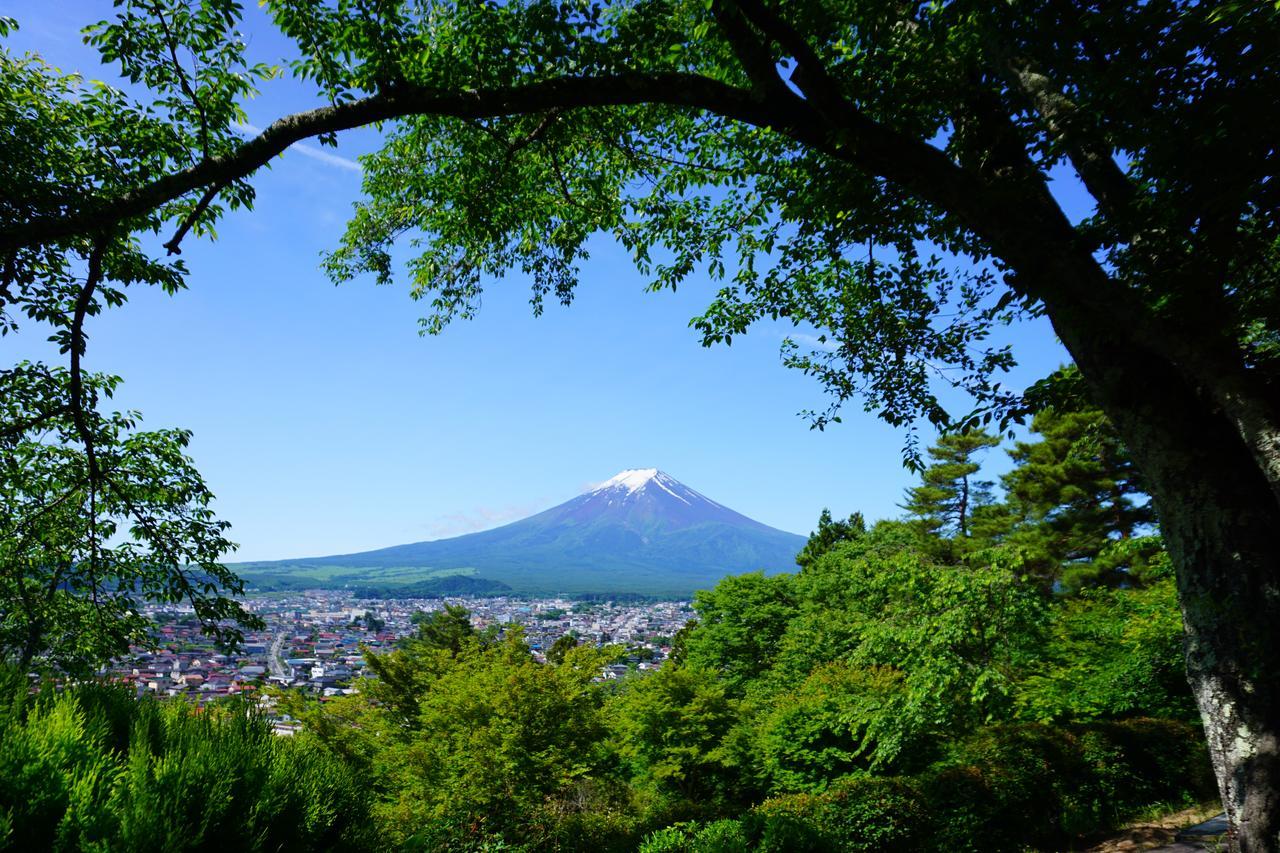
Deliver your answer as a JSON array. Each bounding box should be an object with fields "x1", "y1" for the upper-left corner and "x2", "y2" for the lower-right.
[
  {"x1": 791, "y1": 332, "x2": 840, "y2": 352},
  {"x1": 290, "y1": 142, "x2": 364, "y2": 173},
  {"x1": 783, "y1": 331, "x2": 840, "y2": 353},
  {"x1": 235, "y1": 122, "x2": 363, "y2": 173},
  {"x1": 421, "y1": 502, "x2": 546, "y2": 538}
]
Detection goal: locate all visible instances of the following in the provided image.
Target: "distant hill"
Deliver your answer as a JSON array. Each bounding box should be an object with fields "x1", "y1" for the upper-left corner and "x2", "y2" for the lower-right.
[{"x1": 236, "y1": 469, "x2": 806, "y2": 596}]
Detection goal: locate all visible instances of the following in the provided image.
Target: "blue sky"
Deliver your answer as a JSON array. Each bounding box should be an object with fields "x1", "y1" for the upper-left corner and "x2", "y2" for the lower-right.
[{"x1": 4, "y1": 2, "x2": 1076, "y2": 561}]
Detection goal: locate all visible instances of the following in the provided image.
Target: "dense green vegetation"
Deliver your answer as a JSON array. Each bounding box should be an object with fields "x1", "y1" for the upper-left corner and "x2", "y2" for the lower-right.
[
  {"x1": 0, "y1": 365, "x2": 261, "y2": 673},
  {"x1": 0, "y1": 405, "x2": 1217, "y2": 850},
  {"x1": 263, "y1": 406, "x2": 1209, "y2": 851},
  {"x1": 0, "y1": 672, "x2": 375, "y2": 851}
]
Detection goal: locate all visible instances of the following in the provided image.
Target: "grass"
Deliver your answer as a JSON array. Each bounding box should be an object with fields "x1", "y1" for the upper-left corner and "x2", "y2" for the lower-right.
[{"x1": 238, "y1": 564, "x2": 478, "y2": 588}]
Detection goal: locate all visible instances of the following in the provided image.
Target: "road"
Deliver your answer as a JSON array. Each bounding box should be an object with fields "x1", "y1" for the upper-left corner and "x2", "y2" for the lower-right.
[{"x1": 268, "y1": 631, "x2": 289, "y2": 680}]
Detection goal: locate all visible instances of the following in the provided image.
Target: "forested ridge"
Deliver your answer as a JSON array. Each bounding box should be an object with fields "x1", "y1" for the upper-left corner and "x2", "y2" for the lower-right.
[{"x1": 3, "y1": 406, "x2": 1217, "y2": 850}]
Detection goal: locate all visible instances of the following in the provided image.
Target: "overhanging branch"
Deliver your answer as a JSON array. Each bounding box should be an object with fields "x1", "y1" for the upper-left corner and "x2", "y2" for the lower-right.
[
  {"x1": 1007, "y1": 62, "x2": 1136, "y2": 225},
  {"x1": 0, "y1": 73, "x2": 777, "y2": 255},
  {"x1": 15, "y1": 49, "x2": 1265, "y2": 490},
  {"x1": 711, "y1": 0, "x2": 791, "y2": 99}
]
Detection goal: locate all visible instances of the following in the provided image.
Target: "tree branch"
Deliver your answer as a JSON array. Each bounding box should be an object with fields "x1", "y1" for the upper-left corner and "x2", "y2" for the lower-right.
[
  {"x1": 153, "y1": 3, "x2": 210, "y2": 161},
  {"x1": 731, "y1": 0, "x2": 848, "y2": 115},
  {"x1": 163, "y1": 182, "x2": 222, "y2": 255},
  {"x1": 8, "y1": 58, "x2": 1268, "y2": 497},
  {"x1": 69, "y1": 237, "x2": 107, "y2": 590},
  {"x1": 0, "y1": 74, "x2": 777, "y2": 255},
  {"x1": 1006, "y1": 62, "x2": 1136, "y2": 224},
  {"x1": 546, "y1": 146, "x2": 580, "y2": 208},
  {"x1": 1, "y1": 251, "x2": 15, "y2": 305},
  {"x1": 0, "y1": 406, "x2": 72, "y2": 443},
  {"x1": 0, "y1": 68, "x2": 984, "y2": 286},
  {"x1": 710, "y1": 0, "x2": 790, "y2": 99},
  {"x1": 610, "y1": 139, "x2": 739, "y2": 175},
  {"x1": 505, "y1": 109, "x2": 560, "y2": 158},
  {"x1": 69, "y1": 240, "x2": 106, "y2": 480},
  {"x1": 5, "y1": 475, "x2": 92, "y2": 550}
]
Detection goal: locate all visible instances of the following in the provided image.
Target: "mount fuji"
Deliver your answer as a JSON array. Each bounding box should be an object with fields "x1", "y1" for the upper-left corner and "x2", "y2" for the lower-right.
[{"x1": 237, "y1": 469, "x2": 807, "y2": 596}]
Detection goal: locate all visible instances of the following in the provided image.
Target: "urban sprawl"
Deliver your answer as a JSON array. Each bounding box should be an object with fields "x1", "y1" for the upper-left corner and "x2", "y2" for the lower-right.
[{"x1": 108, "y1": 593, "x2": 694, "y2": 733}]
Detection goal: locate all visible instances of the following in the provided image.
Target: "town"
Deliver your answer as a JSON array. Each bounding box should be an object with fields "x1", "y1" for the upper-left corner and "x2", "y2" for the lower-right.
[{"x1": 102, "y1": 592, "x2": 695, "y2": 725}]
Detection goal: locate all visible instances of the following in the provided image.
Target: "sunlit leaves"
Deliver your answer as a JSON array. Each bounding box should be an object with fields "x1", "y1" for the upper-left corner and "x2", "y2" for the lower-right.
[
  {"x1": 0, "y1": 364, "x2": 261, "y2": 673},
  {"x1": 294, "y1": 623, "x2": 623, "y2": 847}
]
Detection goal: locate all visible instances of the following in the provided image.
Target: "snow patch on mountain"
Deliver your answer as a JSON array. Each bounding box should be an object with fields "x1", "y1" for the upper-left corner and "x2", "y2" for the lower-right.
[
  {"x1": 592, "y1": 468, "x2": 661, "y2": 494},
  {"x1": 650, "y1": 475, "x2": 692, "y2": 505},
  {"x1": 587, "y1": 468, "x2": 745, "y2": 516}
]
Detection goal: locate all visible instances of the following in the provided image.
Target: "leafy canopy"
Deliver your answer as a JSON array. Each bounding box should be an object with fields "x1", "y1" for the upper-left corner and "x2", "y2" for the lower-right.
[{"x1": 1, "y1": 0, "x2": 277, "y2": 671}]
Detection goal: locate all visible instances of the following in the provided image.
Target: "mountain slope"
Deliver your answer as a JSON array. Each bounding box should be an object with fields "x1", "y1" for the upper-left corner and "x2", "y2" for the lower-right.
[{"x1": 238, "y1": 469, "x2": 806, "y2": 595}]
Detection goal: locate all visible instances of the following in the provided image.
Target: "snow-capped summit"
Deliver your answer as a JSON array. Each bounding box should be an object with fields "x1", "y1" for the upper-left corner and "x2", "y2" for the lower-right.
[
  {"x1": 589, "y1": 469, "x2": 719, "y2": 508},
  {"x1": 592, "y1": 468, "x2": 663, "y2": 494},
  {"x1": 478, "y1": 467, "x2": 772, "y2": 538}
]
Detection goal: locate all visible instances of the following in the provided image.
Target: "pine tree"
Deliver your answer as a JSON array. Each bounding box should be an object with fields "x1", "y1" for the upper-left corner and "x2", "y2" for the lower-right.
[
  {"x1": 903, "y1": 431, "x2": 1000, "y2": 538},
  {"x1": 410, "y1": 604, "x2": 475, "y2": 654},
  {"x1": 796, "y1": 509, "x2": 867, "y2": 569},
  {"x1": 1001, "y1": 406, "x2": 1154, "y2": 590}
]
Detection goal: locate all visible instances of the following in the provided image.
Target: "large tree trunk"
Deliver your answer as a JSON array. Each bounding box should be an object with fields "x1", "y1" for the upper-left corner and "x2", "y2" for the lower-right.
[
  {"x1": 1060, "y1": 323, "x2": 1280, "y2": 852},
  {"x1": 1141, "y1": 415, "x2": 1280, "y2": 852}
]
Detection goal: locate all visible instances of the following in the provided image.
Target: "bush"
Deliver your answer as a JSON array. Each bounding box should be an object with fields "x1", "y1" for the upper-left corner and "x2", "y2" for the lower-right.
[
  {"x1": 753, "y1": 777, "x2": 929, "y2": 852},
  {"x1": 639, "y1": 819, "x2": 751, "y2": 853},
  {"x1": 736, "y1": 718, "x2": 1213, "y2": 853},
  {"x1": 923, "y1": 718, "x2": 1215, "y2": 851},
  {"x1": 0, "y1": 676, "x2": 377, "y2": 851},
  {"x1": 1081, "y1": 718, "x2": 1217, "y2": 814},
  {"x1": 691, "y1": 819, "x2": 752, "y2": 852}
]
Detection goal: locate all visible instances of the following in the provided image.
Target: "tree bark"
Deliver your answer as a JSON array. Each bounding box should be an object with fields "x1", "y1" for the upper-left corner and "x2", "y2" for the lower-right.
[
  {"x1": 1051, "y1": 307, "x2": 1280, "y2": 853},
  {"x1": 902, "y1": 68, "x2": 1280, "y2": 835}
]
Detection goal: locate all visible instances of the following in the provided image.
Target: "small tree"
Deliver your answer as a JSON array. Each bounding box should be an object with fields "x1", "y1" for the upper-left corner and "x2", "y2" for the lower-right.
[
  {"x1": 545, "y1": 631, "x2": 579, "y2": 665},
  {"x1": 686, "y1": 572, "x2": 798, "y2": 695},
  {"x1": 304, "y1": 628, "x2": 619, "y2": 848},
  {"x1": 610, "y1": 663, "x2": 740, "y2": 803},
  {"x1": 0, "y1": 364, "x2": 259, "y2": 673},
  {"x1": 409, "y1": 603, "x2": 475, "y2": 654},
  {"x1": 795, "y1": 508, "x2": 866, "y2": 570},
  {"x1": 902, "y1": 431, "x2": 1000, "y2": 539}
]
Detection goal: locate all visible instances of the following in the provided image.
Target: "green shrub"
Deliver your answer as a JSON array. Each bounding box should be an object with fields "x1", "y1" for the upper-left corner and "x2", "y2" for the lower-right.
[
  {"x1": 689, "y1": 819, "x2": 751, "y2": 852},
  {"x1": 921, "y1": 718, "x2": 1215, "y2": 851},
  {"x1": 0, "y1": 683, "x2": 118, "y2": 850},
  {"x1": 639, "y1": 819, "x2": 750, "y2": 853},
  {"x1": 639, "y1": 822, "x2": 700, "y2": 853},
  {"x1": 930, "y1": 722, "x2": 1088, "y2": 850},
  {"x1": 0, "y1": 676, "x2": 377, "y2": 852},
  {"x1": 754, "y1": 777, "x2": 929, "y2": 852},
  {"x1": 1080, "y1": 718, "x2": 1216, "y2": 815},
  {"x1": 734, "y1": 719, "x2": 1213, "y2": 853}
]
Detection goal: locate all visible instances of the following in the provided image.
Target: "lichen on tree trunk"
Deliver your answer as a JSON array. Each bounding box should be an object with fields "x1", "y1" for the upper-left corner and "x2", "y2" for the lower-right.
[
  {"x1": 1062, "y1": 329, "x2": 1280, "y2": 853},
  {"x1": 1164, "y1": 488, "x2": 1280, "y2": 853}
]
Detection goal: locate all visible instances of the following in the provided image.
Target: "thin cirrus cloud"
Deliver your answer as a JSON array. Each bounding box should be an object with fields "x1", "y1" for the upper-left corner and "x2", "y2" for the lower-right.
[
  {"x1": 234, "y1": 123, "x2": 363, "y2": 173},
  {"x1": 421, "y1": 502, "x2": 548, "y2": 539},
  {"x1": 785, "y1": 331, "x2": 841, "y2": 353}
]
